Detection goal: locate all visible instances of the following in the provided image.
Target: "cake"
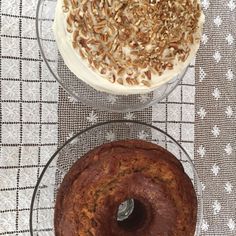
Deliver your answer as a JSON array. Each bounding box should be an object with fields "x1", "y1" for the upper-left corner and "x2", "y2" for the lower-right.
[
  {"x1": 54, "y1": 140, "x2": 198, "y2": 236},
  {"x1": 53, "y1": 0, "x2": 204, "y2": 95}
]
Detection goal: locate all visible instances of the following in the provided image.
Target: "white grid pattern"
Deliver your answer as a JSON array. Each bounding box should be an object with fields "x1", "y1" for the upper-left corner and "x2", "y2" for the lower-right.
[
  {"x1": 0, "y1": 0, "x2": 58, "y2": 235},
  {"x1": 153, "y1": 64, "x2": 196, "y2": 161}
]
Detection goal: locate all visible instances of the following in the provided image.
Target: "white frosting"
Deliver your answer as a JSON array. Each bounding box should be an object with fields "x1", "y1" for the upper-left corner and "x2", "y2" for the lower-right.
[{"x1": 53, "y1": 0, "x2": 204, "y2": 95}]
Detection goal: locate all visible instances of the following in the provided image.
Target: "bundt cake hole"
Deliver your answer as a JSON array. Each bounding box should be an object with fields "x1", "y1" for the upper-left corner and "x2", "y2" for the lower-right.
[{"x1": 116, "y1": 199, "x2": 147, "y2": 232}]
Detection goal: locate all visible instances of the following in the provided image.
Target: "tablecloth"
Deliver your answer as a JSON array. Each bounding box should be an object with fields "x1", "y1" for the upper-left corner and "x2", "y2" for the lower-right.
[{"x1": 0, "y1": 0, "x2": 235, "y2": 235}]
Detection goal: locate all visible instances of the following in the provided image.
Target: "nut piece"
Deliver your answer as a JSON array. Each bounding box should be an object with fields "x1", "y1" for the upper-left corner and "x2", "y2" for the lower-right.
[
  {"x1": 145, "y1": 70, "x2": 152, "y2": 80},
  {"x1": 126, "y1": 77, "x2": 139, "y2": 85}
]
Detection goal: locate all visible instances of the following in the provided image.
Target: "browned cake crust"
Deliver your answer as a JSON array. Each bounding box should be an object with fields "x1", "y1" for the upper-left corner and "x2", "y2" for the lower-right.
[{"x1": 54, "y1": 140, "x2": 197, "y2": 236}]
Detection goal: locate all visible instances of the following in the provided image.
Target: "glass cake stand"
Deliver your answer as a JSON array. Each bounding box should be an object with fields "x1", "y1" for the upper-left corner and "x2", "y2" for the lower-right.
[
  {"x1": 36, "y1": 0, "x2": 188, "y2": 112},
  {"x1": 30, "y1": 120, "x2": 203, "y2": 236}
]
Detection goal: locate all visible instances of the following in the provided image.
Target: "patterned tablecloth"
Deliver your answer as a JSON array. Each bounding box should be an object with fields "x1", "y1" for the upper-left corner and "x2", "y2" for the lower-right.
[{"x1": 0, "y1": 0, "x2": 235, "y2": 235}]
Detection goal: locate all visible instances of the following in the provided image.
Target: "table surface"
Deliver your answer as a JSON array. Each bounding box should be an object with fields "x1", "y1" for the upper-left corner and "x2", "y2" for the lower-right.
[{"x1": 0, "y1": 0, "x2": 235, "y2": 235}]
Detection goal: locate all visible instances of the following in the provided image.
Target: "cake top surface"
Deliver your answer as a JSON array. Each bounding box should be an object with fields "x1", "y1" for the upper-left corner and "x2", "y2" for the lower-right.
[{"x1": 54, "y1": 0, "x2": 204, "y2": 94}]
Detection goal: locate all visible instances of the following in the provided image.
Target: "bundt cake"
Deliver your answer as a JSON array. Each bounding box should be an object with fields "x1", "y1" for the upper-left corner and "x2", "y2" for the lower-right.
[{"x1": 54, "y1": 140, "x2": 197, "y2": 236}]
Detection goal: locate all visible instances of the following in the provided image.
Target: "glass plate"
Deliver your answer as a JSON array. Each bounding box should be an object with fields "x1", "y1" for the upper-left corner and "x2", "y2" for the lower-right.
[{"x1": 30, "y1": 120, "x2": 203, "y2": 236}]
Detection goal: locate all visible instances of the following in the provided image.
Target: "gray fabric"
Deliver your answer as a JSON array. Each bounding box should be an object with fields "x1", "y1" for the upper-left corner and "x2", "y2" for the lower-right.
[
  {"x1": 195, "y1": 1, "x2": 236, "y2": 234},
  {"x1": 58, "y1": 87, "x2": 153, "y2": 146}
]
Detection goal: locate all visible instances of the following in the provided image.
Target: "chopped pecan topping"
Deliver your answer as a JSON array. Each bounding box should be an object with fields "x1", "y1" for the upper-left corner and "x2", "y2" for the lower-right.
[{"x1": 63, "y1": 0, "x2": 202, "y2": 86}]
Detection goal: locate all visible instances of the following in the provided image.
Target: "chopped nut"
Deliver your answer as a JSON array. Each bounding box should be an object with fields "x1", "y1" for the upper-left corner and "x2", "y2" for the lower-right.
[
  {"x1": 62, "y1": 6, "x2": 69, "y2": 13},
  {"x1": 117, "y1": 78, "x2": 124, "y2": 85},
  {"x1": 144, "y1": 70, "x2": 152, "y2": 80},
  {"x1": 109, "y1": 74, "x2": 116, "y2": 83},
  {"x1": 141, "y1": 80, "x2": 151, "y2": 87},
  {"x1": 126, "y1": 77, "x2": 139, "y2": 85},
  {"x1": 100, "y1": 68, "x2": 107, "y2": 74},
  {"x1": 166, "y1": 62, "x2": 174, "y2": 69}
]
